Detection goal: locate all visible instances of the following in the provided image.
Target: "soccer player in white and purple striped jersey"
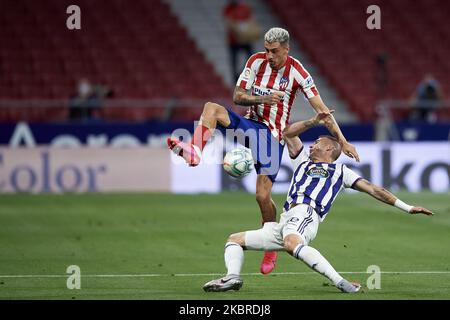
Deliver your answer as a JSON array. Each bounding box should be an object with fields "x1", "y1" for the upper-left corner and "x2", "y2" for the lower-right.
[
  {"x1": 169, "y1": 27, "x2": 360, "y2": 275},
  {"x1": 203, "y1": 111, "x2": 433, "y2": 294}
]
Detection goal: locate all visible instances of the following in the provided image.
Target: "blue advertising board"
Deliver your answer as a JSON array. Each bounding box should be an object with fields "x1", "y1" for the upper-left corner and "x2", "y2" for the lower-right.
[{"x1": 0, "y1": 121, "x2": 448, "y2": 147}]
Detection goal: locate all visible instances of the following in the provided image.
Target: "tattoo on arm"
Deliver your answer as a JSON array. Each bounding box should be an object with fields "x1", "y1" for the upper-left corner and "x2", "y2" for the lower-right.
[
  {"x1": 356, "y1": 179, "x2": 396, "y2": 206},
  {"x1": 283, "y1": 118, "x2": 317, "y2": 138},
  {"x1": 303, "y1": 119, "x2": 317, "y2": 130},
  {"x1": 233, "y1": 87, "x2": 262, "y2": 106},
  {"x1": 372, "y1": 186, "x2": 397, "y2": 206},
  {"x1": 292, "y1": 119, "x2": 316, "y2": 136}
]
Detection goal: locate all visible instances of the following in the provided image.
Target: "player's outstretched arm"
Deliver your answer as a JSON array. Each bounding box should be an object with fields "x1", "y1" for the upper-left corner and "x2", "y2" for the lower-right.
[
  {"x1": 283, "y1": 111, "x2": 332, "y2": 138},
  {"x1": 352, "y1": 179, "x2": 434, "y2": 216},
  {"x1": 308, "y1": 95, "x2": 360, "y2": 162},
  {"x1": 282, "y1": 112, "x2": 330, "y2": 157}
]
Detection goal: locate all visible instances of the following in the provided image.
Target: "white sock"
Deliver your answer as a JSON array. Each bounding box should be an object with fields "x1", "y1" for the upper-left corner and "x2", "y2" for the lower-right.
[
  {"x1": 224, "y1": 242, "x2": 244, "y2": 277},
  {"x1": 192, "y1": 144, "x2": 202, "y2": 157},
  {"x1": 293, "y1": 244, "x2": 343, "y2": 285}
]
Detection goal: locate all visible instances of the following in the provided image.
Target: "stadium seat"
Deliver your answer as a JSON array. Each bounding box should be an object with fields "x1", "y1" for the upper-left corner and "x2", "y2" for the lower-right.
[
  {"x1": 266, "y1": 0, "x2": 450, "y2": 122},
  {"x1": 0, "y1": 0, "x2": 230, "y2": 123}
]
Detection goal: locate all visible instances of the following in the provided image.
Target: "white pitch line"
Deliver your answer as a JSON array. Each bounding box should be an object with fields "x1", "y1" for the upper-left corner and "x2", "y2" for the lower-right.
[{"x1": 0, "y1": 271, "x2": 450, "y2": 278}]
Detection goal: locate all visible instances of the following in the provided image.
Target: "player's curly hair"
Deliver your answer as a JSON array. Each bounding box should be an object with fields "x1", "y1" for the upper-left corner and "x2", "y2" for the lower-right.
[{"x1": 264, "y1": 27, "x2": 289, "y2": 46}]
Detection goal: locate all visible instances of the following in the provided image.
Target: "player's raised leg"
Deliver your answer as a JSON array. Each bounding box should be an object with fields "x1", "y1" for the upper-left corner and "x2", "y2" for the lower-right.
[
  {"x1": 284, "y1": 234, "x2": 361, "y2": 293},
  {"x1": 167, "y1": 102, "x2": 230, "y2": 166},
  {"x1": 203, "y1": 232, "x2": 245, "y2": 292},
  {"x1": 256, "y1": 175, "x2": 278, "y2": 274}
]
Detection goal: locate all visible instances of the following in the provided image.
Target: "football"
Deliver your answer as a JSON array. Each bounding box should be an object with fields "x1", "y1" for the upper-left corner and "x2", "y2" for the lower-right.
[{"x1": 223, "y1": 148, "x2": 254, "y2": 178}]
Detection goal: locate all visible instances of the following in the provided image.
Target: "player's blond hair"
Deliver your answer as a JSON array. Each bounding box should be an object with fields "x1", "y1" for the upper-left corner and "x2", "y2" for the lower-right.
[{"x1": 264, "y1": 27, "x2": 289, "y2": 46}]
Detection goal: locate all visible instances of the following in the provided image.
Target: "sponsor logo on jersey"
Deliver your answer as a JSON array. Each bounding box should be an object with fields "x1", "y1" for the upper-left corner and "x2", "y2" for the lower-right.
[
  {"x1": 279, "y1": 76, "x2": 289, "y2": 90},
  {"x1": 306, "y1": 166, "x2": 330, "y2": 178},
  {"x1": 252, "y1": 86, "x2": 272, "y2": 96}
]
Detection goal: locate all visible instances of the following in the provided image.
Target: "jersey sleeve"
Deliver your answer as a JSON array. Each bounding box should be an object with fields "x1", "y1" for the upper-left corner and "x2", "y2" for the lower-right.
[
  {"x1": 342, "y1": 165, "x2": 362, "y2": 189},
  {"x1": 236, "y1": 53, "x2": 264, "y2": 90},
  {"x1": 292, "y1": 60, "x2": 320, "y2": 99},
  {"x1": 236, "y1": 66, "x2": 255, "y2": 90},
  {"x1": 290, "y1": 146, "x2": 309, "y2": 169},
  {"x1": 299, "y1": 75, "x2": 319, "y2": 99}
]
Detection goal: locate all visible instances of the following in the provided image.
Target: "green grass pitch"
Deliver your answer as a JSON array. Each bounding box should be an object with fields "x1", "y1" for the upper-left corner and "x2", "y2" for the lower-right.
[{"x1": 0, "y1": 192, "x2": 449, "y2": 300}]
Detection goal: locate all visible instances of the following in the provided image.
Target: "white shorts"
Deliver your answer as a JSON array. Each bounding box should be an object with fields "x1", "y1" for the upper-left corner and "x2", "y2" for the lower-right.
[{"x1": 244, "y1": 204, "x2": 319, "y2": 251}]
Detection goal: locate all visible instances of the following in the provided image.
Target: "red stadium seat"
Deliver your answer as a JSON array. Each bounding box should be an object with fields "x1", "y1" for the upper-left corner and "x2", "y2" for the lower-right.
[
  {"x1": 266, "y1": 0, "x2": 450, "y2": 121},
  {"x1": 0, "y1": 0, "x2": 230, "y2": 123}
]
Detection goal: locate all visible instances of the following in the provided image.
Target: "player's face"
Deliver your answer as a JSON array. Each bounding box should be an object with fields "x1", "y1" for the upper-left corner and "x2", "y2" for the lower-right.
[
  {"x1": 265, "y1": 41, "x2": 289, "y2": 70},
  {"x1": 309, "y1": 138, "x2": 320, "y2": 156},
  {"x1": 309, "y1": 138, "x2": 328, "y2": 159}
]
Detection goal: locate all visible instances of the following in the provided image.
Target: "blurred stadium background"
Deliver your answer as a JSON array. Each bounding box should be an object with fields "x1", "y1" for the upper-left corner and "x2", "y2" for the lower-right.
[
  {"x1": 0, "y1": 0, "x2": 449, "y2": 299},
  {"x1": 0, "y1": 0, "x2": 448, "y2": 193}
]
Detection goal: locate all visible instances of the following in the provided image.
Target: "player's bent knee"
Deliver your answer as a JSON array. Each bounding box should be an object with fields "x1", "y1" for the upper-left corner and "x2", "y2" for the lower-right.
[
  {"x1": 283, "y1": 234, "x2": 304, "y2": 254},
  {"x1": 203, "y1": 102, "x2": 229, "y2": 124},
  {"x1": 227, "y1": 232, "x2": 245, "y2": 246},
  {"x1": 203, "y1": 102, "x2": 223, "y2": 116}
]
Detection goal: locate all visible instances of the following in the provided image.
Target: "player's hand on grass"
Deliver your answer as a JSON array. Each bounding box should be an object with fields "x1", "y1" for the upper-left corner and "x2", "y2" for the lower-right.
[
  {"x1": 410, "y1": 206, "x2": 434, "y2": 216},
  {"x1": 342, "y1": 142, "x2": 360, "y2": 162}
]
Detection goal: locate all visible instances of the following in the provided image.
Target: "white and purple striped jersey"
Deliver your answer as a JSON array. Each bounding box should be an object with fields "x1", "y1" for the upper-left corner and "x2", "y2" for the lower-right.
[{"x1": 283, "y1": 146, "x2": 362, "y2": 221}]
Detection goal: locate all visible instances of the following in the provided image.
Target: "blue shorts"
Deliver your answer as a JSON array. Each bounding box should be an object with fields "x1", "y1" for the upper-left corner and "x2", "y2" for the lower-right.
[{"x1": 217, "y1": 108, "x2": 284, "y2": 182}]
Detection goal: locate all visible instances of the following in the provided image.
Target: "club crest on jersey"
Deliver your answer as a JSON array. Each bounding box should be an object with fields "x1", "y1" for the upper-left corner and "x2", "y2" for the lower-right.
[
  {"x1": 279, "y1": 76, "x2": 289, "y2": 90},
  {"x1": 306, "y1": 167, "x2": 330, "y2": 178}
]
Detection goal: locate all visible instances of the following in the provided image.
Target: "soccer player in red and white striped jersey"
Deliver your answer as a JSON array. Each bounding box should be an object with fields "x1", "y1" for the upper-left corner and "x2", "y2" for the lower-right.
[
  {"x1": 236, "y1": 48, "x2": 319, "y2": 141},
  {"x1": 168, "y1": 27, "x2": 360, "y2": 275}
]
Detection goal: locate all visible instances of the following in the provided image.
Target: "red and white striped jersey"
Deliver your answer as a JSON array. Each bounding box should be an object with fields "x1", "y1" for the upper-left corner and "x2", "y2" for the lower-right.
[{"x1": 236, "y1": 52, "x2": 319, "y2": 143}]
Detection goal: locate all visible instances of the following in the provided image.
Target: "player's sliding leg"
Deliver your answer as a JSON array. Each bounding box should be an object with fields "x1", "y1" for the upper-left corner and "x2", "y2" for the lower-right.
[
  {"x1": 256, "y1": 175, "x2": 278, "y2": 275},
  {"x1": 167, "y1": 102, "x2": 230, "y2": 166},
  {"x1": 284, "y1": 234, "x2": 361, "y2": 293},
  {"x1": 203, "y1": 232, "x2": 245, "y2": 292}
]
